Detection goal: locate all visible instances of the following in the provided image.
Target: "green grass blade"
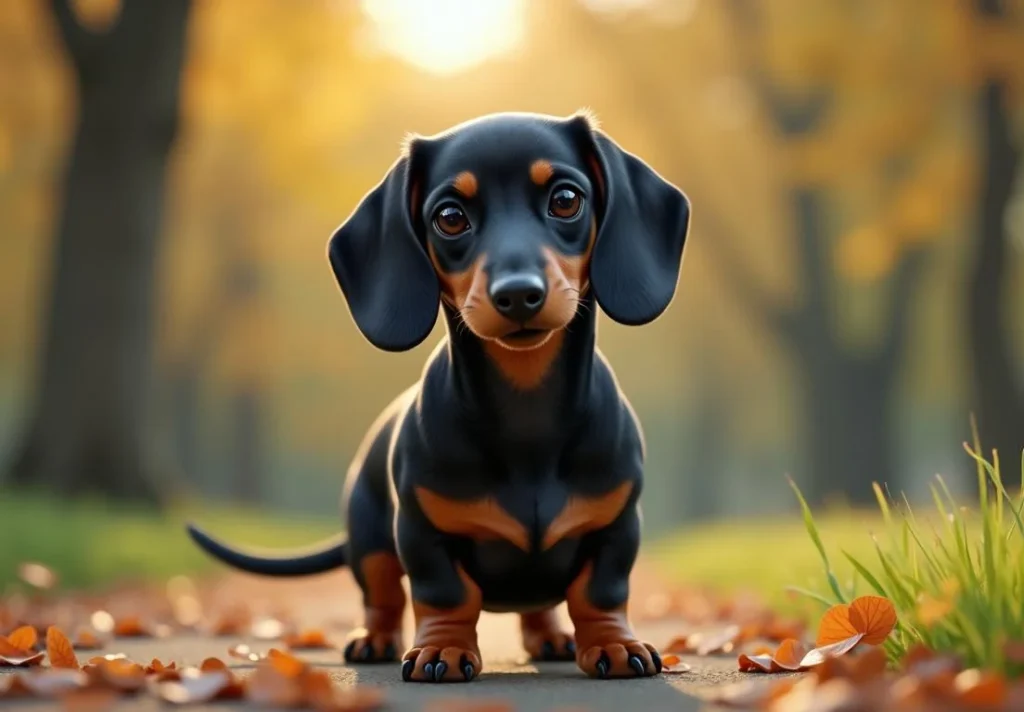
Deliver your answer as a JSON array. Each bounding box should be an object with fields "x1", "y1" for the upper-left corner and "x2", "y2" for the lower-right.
[{"x1": 787, "y1": 475, "x2": 847, "y2": 603}]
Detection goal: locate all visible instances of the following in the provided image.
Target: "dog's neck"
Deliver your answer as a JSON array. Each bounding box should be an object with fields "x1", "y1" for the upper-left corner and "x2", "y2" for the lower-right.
[{"x1": 440, "y1": 297, "x2": 598, "y2": 443}]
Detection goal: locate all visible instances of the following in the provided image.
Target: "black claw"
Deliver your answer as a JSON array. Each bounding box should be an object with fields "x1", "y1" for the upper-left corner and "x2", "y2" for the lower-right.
[
  {"x1": 542, "y1": 641, "x2": 555, "y2": 659},
  {"x1": 360, "y1": 644, "x2": 374, "y2": 661},
  {"x1": 628, "y1": 655, "x2": 646, "y2": 677},
  {"x1": 433, "y1": 661, "x2": 448, "y2": 681},
  {"x1": 650, "y1": 649, "x2": 663, "y2": 674},
  {"x1": 383, "y1": 643, "x2": 397, "y2": 661},
  {"x1": 462, "y1": 662, "x2": 475, "y2": 681},
  {"x1": 566, "y1": 640, "x2": 577, "y2": 655},
  {"x1": 595, "y1": 653, "x2": 610, "y2": 680},
  {"x1": 401, "y1": 659, "x2": 414, "y2": 682},
  {"x1": 423, "y1": 662, "x2": 434, "y2": 680},
  {"x1": 343, "y1": 641, "x2": 357, "y2": 661}
]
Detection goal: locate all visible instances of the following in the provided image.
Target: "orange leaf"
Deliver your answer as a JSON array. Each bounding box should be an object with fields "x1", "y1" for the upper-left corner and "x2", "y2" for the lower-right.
[
  {"x1": 245, "y1": 665, "x2": 305, "y2": 707},
  {"x1": 737, "y1": 652, "x2": 774, "y2": 673},
  {"x1": 955, "y1": 669, "x2": 1008, "y2": 706},
  {"x1": 268, "y1": 648, "x2": 307, "y2": 678},
  {"x1": 7, "y1": 626, "x2": 38, "y2": 652},
  {"x1": 662, "y1": 635, "x2": 689, "y2": 654},
  {"x1": 200, "y1": 657, "x2": 228, "y2": 672},
  {"x1": 72, "y1": 629, "x2": 105, "y2": 651},
  {"x1": 659, "y1": 653, "x2": 691, "y2": 674},
  {"x1": 815, "y1": 603, "x2": 859, "y2": 646},
  {"x1": 46, "y1": 626, "x2": 80, "y2": 669},
  {"x1": 0, "y1": 649, "x2": 46, "y2": 667},
  {"x1": 771, "y1": 638, "x2": 808, "y2": 671},
  {"x1": 848, "y1": 595, "x2": 897, "y2": 645},
  {"x1": 91, "y1": 659, "x2": 147, "y2": 691},
  {"x1": 0, "y1": 634, "x2": 30, "y2": 657},
  {"x1": 284, "y1": 629, "x2": 331, "y2": 650},
  {"x1": 798, "y1": 634, "x2": 864, "y2": 667}
]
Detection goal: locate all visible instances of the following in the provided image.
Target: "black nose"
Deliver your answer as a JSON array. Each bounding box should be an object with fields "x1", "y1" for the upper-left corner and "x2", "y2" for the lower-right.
[{"x1": 489, "y1": 274, "x2": 547, "y2": 323}]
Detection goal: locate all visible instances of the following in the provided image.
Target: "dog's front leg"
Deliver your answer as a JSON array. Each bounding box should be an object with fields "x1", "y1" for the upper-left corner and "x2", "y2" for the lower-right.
[
  {"x1": 567, "y1": 504, "x2": 663, "y2": 679},
  {"x1": 395, "y1": 513, "x2": 482, "y2": 683}
]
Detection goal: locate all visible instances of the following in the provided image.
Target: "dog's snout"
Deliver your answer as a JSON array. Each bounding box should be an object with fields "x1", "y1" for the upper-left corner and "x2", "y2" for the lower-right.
[{"x1": 489, "y1": 273, "x2": 547, "y2": 323}]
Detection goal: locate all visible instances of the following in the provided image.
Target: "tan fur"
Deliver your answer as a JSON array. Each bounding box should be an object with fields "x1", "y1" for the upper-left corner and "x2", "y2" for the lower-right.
[
  {"x1": 529, "y1": 159, "x2": 554, "y2": 186},
  {"x1": 541, "y1": 481, "x2": 634, "y2": 550},
  {"x1": 453, "y1": 171, "x2": 478, "y2": 199},
  {"x1": 414, "y1": 487, "x2": 531, "y2": 552}
]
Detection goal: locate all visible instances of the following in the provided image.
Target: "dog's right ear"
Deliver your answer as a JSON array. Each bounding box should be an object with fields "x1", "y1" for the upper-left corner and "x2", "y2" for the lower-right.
[{"x1": 327, "y1": 144, "x2": 439, "y2": 352}]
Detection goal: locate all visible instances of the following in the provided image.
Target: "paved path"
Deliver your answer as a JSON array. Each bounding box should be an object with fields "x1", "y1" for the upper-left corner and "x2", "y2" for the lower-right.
[{"x1": 3, "y1": 567, "x2": 776, "y2": 711}]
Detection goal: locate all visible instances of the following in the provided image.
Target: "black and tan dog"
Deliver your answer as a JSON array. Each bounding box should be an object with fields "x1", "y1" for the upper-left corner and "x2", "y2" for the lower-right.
[{"x1": 187, "y1": 111, "x2": 690, "y2": 683}]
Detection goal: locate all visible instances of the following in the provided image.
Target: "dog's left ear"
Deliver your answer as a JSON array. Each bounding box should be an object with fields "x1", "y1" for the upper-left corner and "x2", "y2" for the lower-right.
[{"x1": 566, "y1": 114, "x2": 691, "y2": 326}]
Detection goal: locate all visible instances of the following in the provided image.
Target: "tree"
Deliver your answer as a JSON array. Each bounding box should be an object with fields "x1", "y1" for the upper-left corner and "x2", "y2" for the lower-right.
[
  {"x1": 5, "y1": 0, "x2": 192, "y2": 504},
  {"x1": 966, "y1": 0, "x2": 1024, "y2": 468},
  {"x1": 574, "y1": 0, "x2": 967, "y2": 505}
]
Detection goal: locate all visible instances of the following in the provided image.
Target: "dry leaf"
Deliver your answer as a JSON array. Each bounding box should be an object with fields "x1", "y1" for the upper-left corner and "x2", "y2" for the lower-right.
[
  {"x1": 847, "y1": 595, "x2": 897, "y2": 645},
  {"x1": 692, "y1": 625, "x2": 741, "y2": 655},
  {"x1": 228, "y1": 643, "x2": 266, "y2": 662},
  {"x1": 268, "y1": 648, "x2": 308, "y2": 677},
  {"x1": 156, "y1": 669, "x2": 235, "y2": 704},
  {"x1": 245, "y1": 664, "x2": 305, "y2": 707},
  {"x1": 7, "y1": 625, "x2": 39, "y2": 651},
  {"x1": 659, "y1": 653, "x2": 691, "y2": 674},
  {"x1": 18, "y1": 668, "x2": 88, "y2": 696},
  {"x1": 797, "y1": 634, "x2": 865, "y2": 668},
  {"x1": 815, "y1": 603, "x2": 859, "y2": 647},
  {"x1": 662, "y1": 635, "x2": 689, "y2": 653},
  {"x1": 199, "y1": 657, "x2": 228, "y2": 672},
  {"x1": 72, "y1": 628, "x2": 105, "y2": 651},
  {"x1": 771, "y1": 638, "x2": 808, "y2": 671},
  {"x1": 0, "y1": 649, "x2": 46, "y2": 667},
  {"x1": 284, "y1": 628, "x2": 332, "y2": 650},
  {"x1": 89, "y1": 658, "x2": 148, "y2": 691},
  {"x1": 47, "y1": 626, "x2": 80, "y2": 669}
]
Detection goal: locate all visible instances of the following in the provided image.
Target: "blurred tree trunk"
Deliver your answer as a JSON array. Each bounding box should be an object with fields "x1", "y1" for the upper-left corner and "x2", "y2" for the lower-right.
[
  {"x1": 5, "y1": 0, "x2": 192, "y2": 505},
  {"x1": 967, "y1": 0, "x2": 1024, "y2": 469},
  {"x1": 229, "y1": 385, "x2": 266, "y2": 504}
]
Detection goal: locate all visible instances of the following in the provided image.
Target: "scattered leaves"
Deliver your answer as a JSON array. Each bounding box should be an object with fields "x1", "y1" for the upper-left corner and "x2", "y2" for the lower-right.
[
  {"x1": 7, "y1": 625, "x2": 39, "y2": 651},
  {"x1": 284, "y1": 628, "x2": 332, "y2": 650},
  {"x1": 46, "y1": 626, "x2": 80, "y2": 669},
  {"x1": 659, "y1": 653, "x2": 691, "y2": 674}
]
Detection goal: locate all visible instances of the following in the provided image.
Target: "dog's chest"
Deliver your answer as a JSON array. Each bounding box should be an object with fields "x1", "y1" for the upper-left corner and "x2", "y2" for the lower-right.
[{"x1": 415, "y1": 475, "x2": 634, "y2": 610}]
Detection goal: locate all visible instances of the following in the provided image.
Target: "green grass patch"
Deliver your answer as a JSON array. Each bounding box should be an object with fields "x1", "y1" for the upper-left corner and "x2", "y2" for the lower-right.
[
  {"x1": 792, "y1": 434, "x2": 1024, "y2": 676},
  {"x1": 0, "y1": 492, "x2": 339, "y2": 593}
]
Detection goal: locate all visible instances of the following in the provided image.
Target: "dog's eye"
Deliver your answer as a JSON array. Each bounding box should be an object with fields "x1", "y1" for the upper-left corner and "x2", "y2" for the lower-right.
[
  {"x1": 548, "y1": 187, "x2": 582, "y2": 219},
  {"x1": 433, "y1": 205, "x2": 470, "y2": 237}
]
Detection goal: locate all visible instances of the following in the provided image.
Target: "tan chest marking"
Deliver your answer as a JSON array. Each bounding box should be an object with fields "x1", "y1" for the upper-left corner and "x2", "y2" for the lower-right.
[
  {"x1": 541, "y1": 481, "x2": 634, "y2": 551},
  {"x1": 414, "y1": 486, "x2": 531, "y2": 552}
]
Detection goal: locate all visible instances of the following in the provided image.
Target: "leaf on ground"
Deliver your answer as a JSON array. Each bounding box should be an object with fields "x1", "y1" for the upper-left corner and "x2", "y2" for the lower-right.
[
  {"x1": 145, "y1": 658, "x2": 177, "y2": 675},
  {"x1": 155, "y1": 669, "x2": 237, "y2": 704},
  {"x1": 87, "y1": 658, "x2": 148, "y2": 691},
  {"x1": 61, "y1": 688, "x2": 120, "y2": 712},
  {"x1": 284, "y1": 628, "x2": 332, "y2": 650},
  {"x1": 847, "y1": 595, "x2": 897, "y2": 645},
  {"x1": 229, "y1": 643, "x2": 266, "y2": 662},
  {"x1": 659, "y1": 653, "x2": 691, "y2": 674},
  {"x1": 0, "y1": 649, "x2": 45, "y2": 667},
  {"x1": 87, "y1": 654, "x2": 128, "y2": 664},
  {"x1": 815, "y1": 603, "x2": 859, "y2": 647},
  {"x1": 245, "y1": 664, "x2": 306, "y2": 707},
  {"x1": 691, "y1": 625, "x2": 741, "y2": 655},
  {"x1": 797, "y1": 634, "x2": 865, "y2": 668},
  {"x1": 72, "y1": 628, "x2": 105, "y2": 651},
  {"x1": 268, "y1": 648, "x2": 308, "y2": 677},
  {"x1": 7, "y1": 625, "x2": 39, "y2": 652},
  {"x1": 771, "y1": 638, "x2": 808, "y2": 671},
  {"x1": 739, "y1": 633, "x2": 864, "y2": 674},
  {"x1": 199, "y1": 657, "x2": 228, "y2": 672},
  {"x1": 17, "y1": 668, "x2": 89, "y2": 696},
  {"x1": 46, "y1": 626, "x2": 80, "y2": 669},
  {"x1": 18, "y1": 562, "x2": 58, "y2": 590},
  {"x1": 662, "y1": 635, "x2": 689, "y2": 654}
]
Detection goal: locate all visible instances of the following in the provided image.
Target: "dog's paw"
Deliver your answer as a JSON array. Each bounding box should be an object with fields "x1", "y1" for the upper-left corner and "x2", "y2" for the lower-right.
[
  {"x1": 577, "y1": 640, "x2": 662, "y2": 679},
  {"x1": 524, "y1": 629, "x2": 576, "y2": 662},
  {"x1": 342, "y1": 629, "x2": 401, "y2": 664},
  {"x1": 401, "y1": 645, "x2": 481, "y2": 683}
]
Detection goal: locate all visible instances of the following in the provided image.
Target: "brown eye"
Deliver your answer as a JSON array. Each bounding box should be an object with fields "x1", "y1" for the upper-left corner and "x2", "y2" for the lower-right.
[
  {"x1": 549, "y1": 187, "x2": 582, "y2": 219},
  {"x1": 433, "y1": 205, "x2": 470, "y2": 237}
]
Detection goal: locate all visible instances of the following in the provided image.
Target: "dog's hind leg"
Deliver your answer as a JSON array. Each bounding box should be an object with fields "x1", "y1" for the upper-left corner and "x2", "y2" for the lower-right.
[
  {"x1": 520, "y1": 608, "x2": 576, "y2": 662},
  {"x1": 341, "y1": 406, "x2": 408, "y2": 664}
]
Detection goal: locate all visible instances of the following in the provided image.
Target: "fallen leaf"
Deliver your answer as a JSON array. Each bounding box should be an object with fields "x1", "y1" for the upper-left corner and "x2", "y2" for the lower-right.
[
  {"x1": 72, "y1": 628, "x2": 105, "y2": 651},
  {"x1": 18, "y1": 668, "x2": 88, "y2": 696},
  {"x1": 89, "y1": 658, "x2": 147, "y2": 691},
  {"x1": 815, "y1": 603, "x2": 859, "y2": 647},
  {"x1": 659, "y1": 653, "x2": 691, "y2": 674},
  {"x1": 156, "y1": 669, "x2": 235, "y2": 704},
  {"x1": 245, "y1": 664, "x2": 305, "y2": 707},
  {"x1": 18, "y1": 562, "x2": 58, "y2": 590},
  {"x1": 954, "y1": 668, "x2": 1007, "y2": 707},
  {"x1": 87, "y1": 654, "x2": 128, "y2": 664},
  {"x1": 284, "y1": 628, "x2": 332, "y2": 650},
  {"x1": 797, "y1": 634, "x2": 864, "y2": 668},
  {"x1": 145, "y1": 658, "x2": 177, "y2": 675},
  {"x1": 46, "y1": 626, "x2": 80, "y2": 669},
  {"x1": 112, "y1": 616, "x2": 147, "y2": 637},
  {"x1": 662, "y1": 635, "x2": 689, "y2": 654},
  {"x1": 847, "y1": 595, "x2": 897, "y2": 645},
  {"x1": 199, "y1": 657, "x2": 228, "y2": 672},
  {"x1": 268, "y1": 648, "x2": 308, "y2": 677},
  {"x1": 228, "y1": 643, "x2": 266, "y2": 662},
  {"x1": 771, "y1": 638, "x2": 808, "y2": 671},
  {"x1": 693, "y1": 625, "x2": 741, "y2": 655},
  {"x1": 0, "y1": 650, "x2": 46, "y2": 667},
  {"x1": 737, "y1": 652, "x2": 775, "y2": 673},
  {"x1": 7, "y1": 625, "x2": 39, "y2": 651}
]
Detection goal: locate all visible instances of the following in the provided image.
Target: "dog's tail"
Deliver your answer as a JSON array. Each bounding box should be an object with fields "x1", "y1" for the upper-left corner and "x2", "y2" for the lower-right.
[{"x1": 185, "y1": 523, "x2": 348, "y2": 577}]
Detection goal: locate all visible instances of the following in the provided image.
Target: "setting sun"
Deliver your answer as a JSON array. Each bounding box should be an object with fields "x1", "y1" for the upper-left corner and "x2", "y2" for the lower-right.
[{"x1": 359, "y1": 0, "x2": 525, "y2": 75}]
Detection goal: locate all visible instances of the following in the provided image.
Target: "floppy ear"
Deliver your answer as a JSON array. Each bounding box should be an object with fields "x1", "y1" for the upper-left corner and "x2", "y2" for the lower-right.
[
  {"x1": 327, "y1": 147, "x2": 440, "y2": 352},
  {"x1": 568, "y1": 115, "x2": 691, "y2": 326}
]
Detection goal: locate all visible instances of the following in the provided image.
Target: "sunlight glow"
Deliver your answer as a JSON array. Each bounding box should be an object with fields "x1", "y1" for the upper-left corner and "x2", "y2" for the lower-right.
[{"x1": 359, "y1": 0, "x2": 525, "y2": 75}]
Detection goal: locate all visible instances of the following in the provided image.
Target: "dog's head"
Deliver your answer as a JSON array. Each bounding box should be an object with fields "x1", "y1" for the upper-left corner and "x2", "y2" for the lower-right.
[{"x1": 328, "y1": 112, "x2": 690, "y2": 352}]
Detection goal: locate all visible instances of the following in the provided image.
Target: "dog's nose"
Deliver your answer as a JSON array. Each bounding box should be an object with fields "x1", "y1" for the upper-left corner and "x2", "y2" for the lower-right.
[{"x1": 489, "y1": 273, "x2": 547, "y2": 323}]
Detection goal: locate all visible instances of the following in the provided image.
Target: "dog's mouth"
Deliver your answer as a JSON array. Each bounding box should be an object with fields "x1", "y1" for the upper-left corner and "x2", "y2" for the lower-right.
[{"x1": 496, "y1": 327, "x2": 553, "y2": 350}]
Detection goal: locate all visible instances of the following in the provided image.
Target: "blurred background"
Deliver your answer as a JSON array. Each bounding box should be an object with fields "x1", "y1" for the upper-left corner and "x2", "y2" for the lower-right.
[{"x1": 0, "y1": 0, "x2": 1022, "y2": 577}]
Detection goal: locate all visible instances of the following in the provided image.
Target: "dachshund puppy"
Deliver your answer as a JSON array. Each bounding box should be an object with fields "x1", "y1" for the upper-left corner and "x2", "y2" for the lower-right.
[{"x1": 187, "y1": 111, "x2": 690, "y2": 683}]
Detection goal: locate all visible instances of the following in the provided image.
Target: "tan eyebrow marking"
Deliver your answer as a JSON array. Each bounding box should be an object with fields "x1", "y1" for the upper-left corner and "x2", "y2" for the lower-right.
[
  {"x1": 530, "y1": 159, "x2": 554, "y2": 186},
  {"x1": 453, "y1": 171, "x2": 478, "y2": 198}
]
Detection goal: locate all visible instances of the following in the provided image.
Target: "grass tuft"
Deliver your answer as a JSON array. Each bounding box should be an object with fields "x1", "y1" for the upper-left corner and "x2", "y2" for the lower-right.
[{"x1": 792, "y1": 434, "x2": 1024, "y2": 676}]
